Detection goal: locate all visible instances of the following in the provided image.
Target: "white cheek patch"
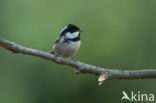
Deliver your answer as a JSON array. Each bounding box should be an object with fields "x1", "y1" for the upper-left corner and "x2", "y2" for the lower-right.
[
  {"x1": 65, "y1": 32, "x2": 79, "y2": 39},
  {"x1": 60, "y1": 26, "x2": 67, "y2": 33}
]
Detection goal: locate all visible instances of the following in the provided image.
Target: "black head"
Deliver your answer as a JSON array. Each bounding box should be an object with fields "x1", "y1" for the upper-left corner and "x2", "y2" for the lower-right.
[{"x1": 60, "y1": 24, "x2": 81, "y2": 36}]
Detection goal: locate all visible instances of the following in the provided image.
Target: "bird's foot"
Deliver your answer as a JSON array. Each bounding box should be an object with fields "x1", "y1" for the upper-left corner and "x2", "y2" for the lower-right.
[{"x1": 71, "y1": 57, "x2": 77, "y2": 62}]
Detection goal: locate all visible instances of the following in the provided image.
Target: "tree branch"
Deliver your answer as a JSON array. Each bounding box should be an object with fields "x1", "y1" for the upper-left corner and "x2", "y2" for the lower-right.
[{"x1": 0, "y1": 37, "x2": 156, "y2": 83}]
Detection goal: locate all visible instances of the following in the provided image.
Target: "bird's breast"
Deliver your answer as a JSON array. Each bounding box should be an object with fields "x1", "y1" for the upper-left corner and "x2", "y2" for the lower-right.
[{"x1": 53, "y1": 41, "x2": 81, "y2": 58}]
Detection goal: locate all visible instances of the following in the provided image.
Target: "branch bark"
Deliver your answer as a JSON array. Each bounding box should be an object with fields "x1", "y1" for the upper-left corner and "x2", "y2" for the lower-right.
[{"x1": 0, "y1": 37, "x2": 156, "y2": 82}]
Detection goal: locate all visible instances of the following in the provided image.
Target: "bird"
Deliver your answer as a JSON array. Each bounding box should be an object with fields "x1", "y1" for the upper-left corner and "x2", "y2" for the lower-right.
[{"x1": 49, "y1": 24, "x2": 82, "y2": 58}]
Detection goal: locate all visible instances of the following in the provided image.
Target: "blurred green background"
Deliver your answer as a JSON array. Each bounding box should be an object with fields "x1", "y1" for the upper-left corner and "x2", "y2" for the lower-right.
[{"x1": 1, "y1": 0, "x2": 156, "y2": 103}]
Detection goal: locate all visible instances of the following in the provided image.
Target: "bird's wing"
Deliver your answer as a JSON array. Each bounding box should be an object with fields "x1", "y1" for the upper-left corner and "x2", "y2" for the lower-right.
[
  {"x1": 54, "y1": 38, "x2": 60, "y2": 44},
  {"x1": 49, "y1": 37, "x2": 60, "y2": 54},
  {"x1": 49, "y1": 36, "x2": 64, "y2": 54},
  {"x1": 53, "y1": 35, "x2": 64, "y2": 44}
]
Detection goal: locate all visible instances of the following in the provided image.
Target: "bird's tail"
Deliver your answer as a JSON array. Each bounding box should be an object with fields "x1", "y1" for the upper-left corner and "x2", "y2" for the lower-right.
[{"x1": 48, "y1": 50, "x2": 55, "y2": 54}]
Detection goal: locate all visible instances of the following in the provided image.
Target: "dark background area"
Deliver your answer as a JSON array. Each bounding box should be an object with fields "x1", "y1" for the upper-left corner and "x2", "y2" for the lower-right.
[{"x1": 0, "y1": 0, "x2": 156, "y2": 103}]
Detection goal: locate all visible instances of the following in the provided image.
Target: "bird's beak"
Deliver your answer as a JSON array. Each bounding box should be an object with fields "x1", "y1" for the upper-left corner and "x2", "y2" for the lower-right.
[{"x1": 80, "y1": 30, "x2": 83, "y2": 32}]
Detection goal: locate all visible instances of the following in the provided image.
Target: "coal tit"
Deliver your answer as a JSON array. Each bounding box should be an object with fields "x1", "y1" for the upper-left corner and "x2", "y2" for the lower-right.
[{"x1": 50, "y1": 24, "x2": 82, "y2": 58}]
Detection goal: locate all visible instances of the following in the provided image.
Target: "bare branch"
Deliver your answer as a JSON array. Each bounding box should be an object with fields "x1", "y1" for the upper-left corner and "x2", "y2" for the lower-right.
[{"x1": 0, "y1": 37, "x2": 156, "y2": 82}]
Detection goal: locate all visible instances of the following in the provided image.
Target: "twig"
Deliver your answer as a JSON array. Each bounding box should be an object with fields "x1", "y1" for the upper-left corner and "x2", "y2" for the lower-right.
[{"x1": 0, "y1": 37, "x2": 156, "y2": 83}]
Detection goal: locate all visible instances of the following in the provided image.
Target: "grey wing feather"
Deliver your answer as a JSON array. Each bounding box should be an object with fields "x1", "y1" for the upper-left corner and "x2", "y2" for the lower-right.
[
  {"x1": 49, "y1": 38, "x2": 60, "y2": 54},
  {"x1": 54, "y1": 38, "x2": 60, "y2": 44}
]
